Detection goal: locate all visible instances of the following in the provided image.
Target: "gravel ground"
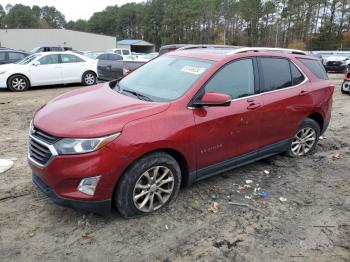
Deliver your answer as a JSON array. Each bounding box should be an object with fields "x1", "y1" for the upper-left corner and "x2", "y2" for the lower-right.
[{"x1": 0, "y1": 75, "x2": 349, "y2": 262}]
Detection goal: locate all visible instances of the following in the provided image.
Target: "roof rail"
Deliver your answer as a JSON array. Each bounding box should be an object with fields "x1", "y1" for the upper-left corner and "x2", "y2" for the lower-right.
[
  {"x1": 177, "y1": 44, "x2": 241, "y2": 51},
  {"x1": 227, "y1": 47, "x2": 307, "y2": 55}
]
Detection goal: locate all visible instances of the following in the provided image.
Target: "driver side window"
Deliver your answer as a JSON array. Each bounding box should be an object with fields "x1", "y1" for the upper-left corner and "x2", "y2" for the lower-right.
[
  {"x1": 205, "y1": 59, "x2": 255, "y2": 99},
  {"x1": 38, "y1": 55, "x2": 59, "y2": 65}
]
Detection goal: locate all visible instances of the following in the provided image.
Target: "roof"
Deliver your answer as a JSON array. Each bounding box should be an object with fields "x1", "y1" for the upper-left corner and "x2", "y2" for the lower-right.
[
  {"x1": 167, "y1": 47, "x2": 314, "y2": 62},
  {"x1": 117, "y1": 39, "x2": 154, "y2": 46}
]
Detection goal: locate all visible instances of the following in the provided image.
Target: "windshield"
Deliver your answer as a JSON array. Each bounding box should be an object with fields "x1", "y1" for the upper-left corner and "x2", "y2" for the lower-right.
[
  {"x1": 17, "y1": 54, "x2": 40, "y2": 64},
  {"x1": 117, "y1": 56, "x2": 213, "y2": 101}
]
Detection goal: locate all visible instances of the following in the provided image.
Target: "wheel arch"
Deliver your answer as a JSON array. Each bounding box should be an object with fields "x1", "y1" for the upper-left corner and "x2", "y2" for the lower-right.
[
  {"x1": 7, "y1": 73, "x2": 31, "y2": 88},
  {"x1": 114, "y1": 147, "x2": 191, "y2": 195},
  {"x1": 82, "y1": 69, "x2": 97, "y2": 77},
  {"x1": 307, "y1": 112, "x2": 324, "y2": 132}
]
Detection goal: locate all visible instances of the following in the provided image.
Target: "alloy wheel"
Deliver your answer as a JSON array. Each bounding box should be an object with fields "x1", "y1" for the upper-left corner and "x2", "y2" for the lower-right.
[
  {"x1": 84, "y1": 73, "x2": 95, "y2": 85},
  {"x1": 291, "y1": 127, "x2": 317, "y2": 156},
  {"x1": 342, "y1": 81, "x2": 350, "y2": 92},
  {"x1": 11, "y1": 77, "x2": 27, "y2": 91},
  {"x1": 133, "y1": 166, "x2": 175, "y2": 213}
]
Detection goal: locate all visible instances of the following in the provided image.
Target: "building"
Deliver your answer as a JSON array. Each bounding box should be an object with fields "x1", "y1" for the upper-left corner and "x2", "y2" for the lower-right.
[
  {"x1": 117, "y1": 39, "x2": 155, "y2": 53},
  {"x1": 0, "y1": 29, "x2": 116, "y2": 51}
]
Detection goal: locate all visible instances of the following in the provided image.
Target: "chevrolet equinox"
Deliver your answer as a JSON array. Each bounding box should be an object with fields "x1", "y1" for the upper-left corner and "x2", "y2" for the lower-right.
[{"x1": 28, "y1": 47, "x2": 334, "y2": 217}]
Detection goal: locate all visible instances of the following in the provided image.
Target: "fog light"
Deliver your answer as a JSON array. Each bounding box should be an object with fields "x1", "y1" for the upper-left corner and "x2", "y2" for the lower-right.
[{"x1": 78, "y1": 176, "x2": 101, "y2": 196}]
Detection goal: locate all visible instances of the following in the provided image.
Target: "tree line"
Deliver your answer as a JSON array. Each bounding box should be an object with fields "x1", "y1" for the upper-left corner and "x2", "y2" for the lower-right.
[{"x1": 1, "y1": 1, "x2": 350, "y2": 50}]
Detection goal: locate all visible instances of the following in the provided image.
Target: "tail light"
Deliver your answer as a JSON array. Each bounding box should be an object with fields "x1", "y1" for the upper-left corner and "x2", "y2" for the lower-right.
[
  {"x1": 329, "y1": 84, "x2": 335, "y2": 94},
  {"x1": 123, "y1": 67, "x2": 131, "y2": 76},
  {"x1": 345, "y1": 72, "x2": 350, "y2": 80}
]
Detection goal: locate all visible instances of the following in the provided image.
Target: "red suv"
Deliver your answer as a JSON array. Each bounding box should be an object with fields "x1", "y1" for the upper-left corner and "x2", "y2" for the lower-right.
[{"x1": 28, "y1": 47, "x2": 334, "y2": 217}]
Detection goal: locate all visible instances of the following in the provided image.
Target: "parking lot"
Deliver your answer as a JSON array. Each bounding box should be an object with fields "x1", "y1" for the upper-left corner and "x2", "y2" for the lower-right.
[{"x1": 0, "y1": 74, "x2": 349, "y2": 261}]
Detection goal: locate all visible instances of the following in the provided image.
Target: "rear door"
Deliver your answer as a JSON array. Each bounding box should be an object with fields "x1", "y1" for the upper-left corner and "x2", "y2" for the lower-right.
[
  {"x1": 29, "y1": 54, "x2": 62, "y2": 85},
  {"x1": 60, "y1": 54, "x2": 86, "y2": 83},
  {"x1": 108, "y1": 54, "x2": 124, "y2": 79},
  {"x1": 258, "y1": 57, "x2": 307, "y2": 148},
  {"x1": 193, "y1": 58, "x2": 262, "y2": 171}
]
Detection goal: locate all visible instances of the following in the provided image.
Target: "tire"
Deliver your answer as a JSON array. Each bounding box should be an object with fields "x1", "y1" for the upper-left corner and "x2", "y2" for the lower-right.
[
  {"x1": 341, "y1": 81, "x2": 350, "y2": 94},
  {"x1": 82, "y1": 71, "x2": 97, "y2": 86},
  {"x1": 114, "y1": 152, "x2": 181, "y2": 218},
  {"x1": 7, "y1": 75, "x2": 30, "y2": 92},
  {"x1": 286, "y1": 118, "x2": 320, "y2": 157}
]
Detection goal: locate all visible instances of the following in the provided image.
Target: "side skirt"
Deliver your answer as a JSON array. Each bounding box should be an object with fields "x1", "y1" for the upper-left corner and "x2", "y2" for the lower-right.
[{"x1": 187, "y1": 139, "x2": 290, "y2": 186}]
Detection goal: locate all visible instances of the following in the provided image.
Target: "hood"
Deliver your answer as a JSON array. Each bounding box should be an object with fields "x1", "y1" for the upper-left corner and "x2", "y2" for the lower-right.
[
  {"x1": 34, "y1": 83, "x2": 170, "y2": 138},
  {"x1": 324, "y1": 56, "x2": 347, "y2": 62}
]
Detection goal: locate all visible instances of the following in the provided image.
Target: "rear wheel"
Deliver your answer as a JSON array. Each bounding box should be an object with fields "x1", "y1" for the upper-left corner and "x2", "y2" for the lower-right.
[
  {"x1": 341, "y1": 81, "x2": 350, "y2": 94},
  {"x1": 82, "y1": 71, "x2": 97, "y2": 86},
  {"x1": 114, "y1": 152, "x2": 181, "y2": 218},
  {"x1": 287, "y1": 118, "x2": 320, "y2": 157},
  {"x1": 7, "y1": 75, "x2": 30, "y2": 91}
]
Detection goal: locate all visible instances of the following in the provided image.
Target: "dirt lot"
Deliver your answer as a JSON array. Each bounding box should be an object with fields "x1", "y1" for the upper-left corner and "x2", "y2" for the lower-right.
[{"x1": 0, "y1": 75, "x2": 349, "y2": 262}]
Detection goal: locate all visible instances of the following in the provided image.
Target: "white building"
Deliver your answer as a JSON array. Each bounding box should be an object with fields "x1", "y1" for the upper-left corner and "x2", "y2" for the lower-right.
[
  {"x1": 117, "y1": 39, "x2": 155, "y2": 53},
  {"x1": 0, "y1": 29, "x2": 116, "y2": 52}
]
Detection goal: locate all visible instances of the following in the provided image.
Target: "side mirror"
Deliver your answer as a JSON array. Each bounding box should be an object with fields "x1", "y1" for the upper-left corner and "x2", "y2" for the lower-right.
[
  {"x1": 32, "y1": 61, "x2": 40, "y2": 66},
  {"x1": 193, "y1": 92, "x2": 231, "y2": 107}
]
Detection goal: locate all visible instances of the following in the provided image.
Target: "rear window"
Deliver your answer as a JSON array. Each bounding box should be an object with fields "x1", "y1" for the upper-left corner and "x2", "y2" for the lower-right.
[
  {"x1": 298, "y1": 58, "x2": 328, "y2": 80},
  {"x1": 260, "y1": 58, "x2": 292, "y2": 92},
  {"x1": 108, "y1": 54, "x2": 123, "y2": 61},
  {"x1": 97, "y1": 54, "x2": 108, "y2": 60}
]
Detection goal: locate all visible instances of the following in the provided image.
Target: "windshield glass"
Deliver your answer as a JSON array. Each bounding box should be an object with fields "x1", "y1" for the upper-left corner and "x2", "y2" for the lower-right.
[
  {"x1": 118, "y1": 56, "x2": 213, "y2": 101},
  {"x1": 17, "y1": 54, "x2": 40, "y2": 64}
]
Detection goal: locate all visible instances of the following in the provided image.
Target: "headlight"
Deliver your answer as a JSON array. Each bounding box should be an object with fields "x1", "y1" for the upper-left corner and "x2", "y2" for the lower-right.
[
  {"x1": 29, "y1": 120, "x2": 34, "y2": 135},
  {"x1": 54, "y1": 133, "x2": 121, "y2": 155},
  {"x1": 0, "y1": 70, "x2": 6, "y2": 75}
]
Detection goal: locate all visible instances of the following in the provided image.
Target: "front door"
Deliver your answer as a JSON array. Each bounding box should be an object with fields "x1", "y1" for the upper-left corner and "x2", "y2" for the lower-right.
[
  {"x1": 192, "y1": 58, "x2": 262, "y2": 171},
  {"x1": 29, "y1": 54, "x2": 62, "y2": 85}
]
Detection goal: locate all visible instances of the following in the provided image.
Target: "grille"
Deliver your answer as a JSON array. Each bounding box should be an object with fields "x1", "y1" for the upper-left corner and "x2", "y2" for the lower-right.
[
  {"x1": 28, "y1": 129, "x2": 59, "y2": 166},
  {"x1": 326, "y1": 61, "x2": 341, "y2": 66},
  {"x1": 28, "y1": 138, "x2": 52, "y2": 166},
  {"x1": 32, "y1": 129, "x2": 59, "y2": 144}
]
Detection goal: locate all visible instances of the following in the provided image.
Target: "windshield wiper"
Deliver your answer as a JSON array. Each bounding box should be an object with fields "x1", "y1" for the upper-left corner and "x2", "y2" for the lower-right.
[{"x1": 121, "y1": 88, "x2": 153, "y2": 102}]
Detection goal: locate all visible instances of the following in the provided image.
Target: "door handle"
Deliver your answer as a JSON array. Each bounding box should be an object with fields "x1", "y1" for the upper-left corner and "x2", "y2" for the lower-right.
[
  {"x1": 299, "y1": 90, "x2": 309, "y2": 96},
  {"x1": 247, "y1": 103, "x2": 261, "y2": 110}
]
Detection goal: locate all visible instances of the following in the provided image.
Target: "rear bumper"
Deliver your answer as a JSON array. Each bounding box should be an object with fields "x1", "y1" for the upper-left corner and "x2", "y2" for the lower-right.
[{"x1": 32, "y1": 173, "x2": 111, "y2": 216}]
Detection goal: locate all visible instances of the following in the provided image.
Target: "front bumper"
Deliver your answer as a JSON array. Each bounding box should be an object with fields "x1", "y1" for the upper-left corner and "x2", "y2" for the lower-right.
[
  {"x1": 32, "y1": 173, "x2": 111, "y2": 216},
  {"x1": 0, "y1": 74, "x2": 8, "y2": 88}
]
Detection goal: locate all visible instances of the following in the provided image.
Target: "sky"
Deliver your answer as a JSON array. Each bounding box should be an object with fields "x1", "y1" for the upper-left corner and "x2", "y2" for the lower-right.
[{"x1": 3, "y1": 0, "x2": 145, "y2": 21}]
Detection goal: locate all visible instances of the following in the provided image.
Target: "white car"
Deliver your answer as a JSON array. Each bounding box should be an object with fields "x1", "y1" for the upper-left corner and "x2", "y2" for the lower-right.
[
  {"x1": 322, "y1": 55, "x2": 350, "y2": 73},
  {"x1": 0, "y1": 52, "x2": 98, "y2": 91}
]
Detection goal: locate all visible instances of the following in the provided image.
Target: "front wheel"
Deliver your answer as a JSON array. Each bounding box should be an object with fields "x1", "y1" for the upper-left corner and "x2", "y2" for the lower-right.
[
  {"x1": 287, "y1": 118, "x2": 320, "y2": 157},
  {"x1": 341, "y1": 81, "x2": 350, "y2": 94},
  {"x1": 114, "y1": 152, "x2": 181, "y2": 218},
  {"x1": 7, "y1": 75, "x2": 30, "y2": 91},
  {"x1": 82, "y1": 71, "x2": 97, "y2": 86}
]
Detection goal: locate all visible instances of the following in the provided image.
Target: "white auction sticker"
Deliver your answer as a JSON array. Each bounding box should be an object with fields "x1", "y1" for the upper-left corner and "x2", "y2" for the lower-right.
[{"x1": 181, "y1": 66, "x2": 206, "y2": 75}]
